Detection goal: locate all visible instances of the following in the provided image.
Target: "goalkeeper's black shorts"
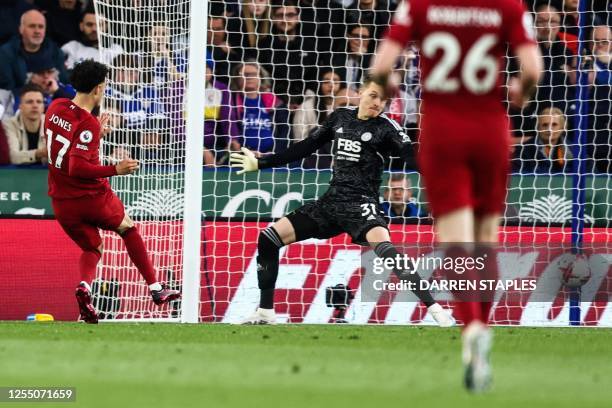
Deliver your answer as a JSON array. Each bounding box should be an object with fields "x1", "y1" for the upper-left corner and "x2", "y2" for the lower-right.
[{"x1": 285, "y1": 192, "x2": 388, "y2": 246}]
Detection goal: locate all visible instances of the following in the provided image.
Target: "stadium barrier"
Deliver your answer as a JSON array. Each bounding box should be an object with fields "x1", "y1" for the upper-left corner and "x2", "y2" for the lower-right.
[{"x1": 0, "y1": 168, "x2": 610, "y2": 226}]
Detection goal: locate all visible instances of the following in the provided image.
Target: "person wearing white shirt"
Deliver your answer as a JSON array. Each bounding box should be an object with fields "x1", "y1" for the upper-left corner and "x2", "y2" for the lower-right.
[{"x1": 62, "y1": 9, "x2": 123, "y2": 71}]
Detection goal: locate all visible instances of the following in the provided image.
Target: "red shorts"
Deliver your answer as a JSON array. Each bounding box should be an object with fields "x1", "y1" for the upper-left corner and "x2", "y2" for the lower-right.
[
  {"x1": 52, "y1": 189, "x2": 125, "y2": 251},
  {"x1": 418, "y1": 111, "x2": 510, "y2": 217}
]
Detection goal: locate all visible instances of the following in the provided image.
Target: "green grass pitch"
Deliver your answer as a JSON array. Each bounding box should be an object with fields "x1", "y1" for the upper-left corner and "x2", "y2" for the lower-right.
[{"x1": 1, "y1": 323, "x2": 611, "y2": 408}]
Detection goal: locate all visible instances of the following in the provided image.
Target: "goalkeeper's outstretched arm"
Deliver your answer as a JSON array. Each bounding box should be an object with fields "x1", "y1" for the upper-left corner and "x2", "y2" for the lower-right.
[{"x1": 230, "y1": 113, "x2": 336, "y2": 174}]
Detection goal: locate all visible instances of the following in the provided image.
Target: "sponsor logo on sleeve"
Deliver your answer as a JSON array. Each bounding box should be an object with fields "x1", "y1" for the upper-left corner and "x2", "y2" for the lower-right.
[{"x1": 79, "y1": 130, "x2": 93, "y2": 144}]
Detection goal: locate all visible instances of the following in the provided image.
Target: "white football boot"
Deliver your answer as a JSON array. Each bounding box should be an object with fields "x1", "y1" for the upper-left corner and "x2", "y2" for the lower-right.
[
  {"x1": 241, "y1": 308, "x2": 277, "y2": 325},
  {"x1": 462, "y1": 321, "x2": 493, "y2": 393},
  {"x1": 428, "y1": 303, "x2": 456, "y2": 327}
]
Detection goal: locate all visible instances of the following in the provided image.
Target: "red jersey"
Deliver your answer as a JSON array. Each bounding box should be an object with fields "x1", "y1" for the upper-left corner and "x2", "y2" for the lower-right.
[
  {"x1": 386, "y1": 0, "x2": 535, "y2": 115},
  {"x1": 46, "y1": 99, "x2": 115, "y2": 199}
]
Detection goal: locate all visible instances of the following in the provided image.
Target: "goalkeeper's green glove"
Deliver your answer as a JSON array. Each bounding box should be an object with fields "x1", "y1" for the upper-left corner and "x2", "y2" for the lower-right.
[{"x1": 229, "y1": 147, "x2": 259, "y2": 175}]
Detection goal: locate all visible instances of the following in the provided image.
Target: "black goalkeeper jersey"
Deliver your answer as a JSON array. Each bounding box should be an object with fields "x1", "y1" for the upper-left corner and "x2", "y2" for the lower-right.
[{"x1": 258, "y1": 107, "x2": 414, "y2": 199}]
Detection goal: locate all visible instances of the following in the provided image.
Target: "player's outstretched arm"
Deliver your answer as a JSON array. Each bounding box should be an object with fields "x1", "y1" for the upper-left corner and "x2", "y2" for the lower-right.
[
  {"x1": 68, "y1": 155, "x2": 117, "y2": 178},
  {"x1": 230, "y1": 121, "x2": 334, "y2": 174}
]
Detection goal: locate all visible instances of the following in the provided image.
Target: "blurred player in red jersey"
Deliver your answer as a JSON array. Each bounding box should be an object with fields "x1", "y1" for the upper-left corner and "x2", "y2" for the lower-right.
[
  {"x1": 371, "y1": 0, "x2": 542, "y2": 392},
  {"x1": 45, "y1": 60, "x2": 180, "y2": 324}
]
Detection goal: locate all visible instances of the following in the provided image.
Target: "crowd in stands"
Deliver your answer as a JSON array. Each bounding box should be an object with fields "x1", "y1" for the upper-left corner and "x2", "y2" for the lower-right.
[{"x1": 0, "y1": 0, "x2": 609, "y2": 178}]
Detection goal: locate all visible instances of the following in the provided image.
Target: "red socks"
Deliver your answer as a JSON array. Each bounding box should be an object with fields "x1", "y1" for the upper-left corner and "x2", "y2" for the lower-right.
[
  {"x1": 454, "y1": 302, "x2": 483, "y2": 327},
  {"x1": 445, "y1": 244, "x2": 498, "y2": 328},
  {"x1": 452, "y1": 246, "x2": 498, "y2": 327},
  {"x1": 79, "y1": 249, "x2": 101, "y2": 284},
  {"x1": 477, "y1": 246, "x2": 499, "y2": 326},
  {"x1": 121, "y1": 227, "x2": 157, "y2": 285}
]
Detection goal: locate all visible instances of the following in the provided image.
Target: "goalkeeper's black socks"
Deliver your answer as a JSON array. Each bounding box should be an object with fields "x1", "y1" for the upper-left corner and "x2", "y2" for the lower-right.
[
  {"x1": 257, "y1": 227, "x2": 284, "y2": 309},
  {"x1": 374, "y1": 241, "x2": 436, "y2": 307}
]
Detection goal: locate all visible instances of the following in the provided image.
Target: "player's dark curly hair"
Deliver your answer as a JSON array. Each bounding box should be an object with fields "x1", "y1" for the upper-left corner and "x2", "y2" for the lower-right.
[{"x1": 70, "y1": 60, "x2": 108, "y2": 93}]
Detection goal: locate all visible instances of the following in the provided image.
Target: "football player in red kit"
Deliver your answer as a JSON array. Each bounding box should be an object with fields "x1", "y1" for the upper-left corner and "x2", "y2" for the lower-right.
[
  {"x1": 45, "y1": 60, "x2": 180, "y2": 324},
  {"x1": 371, "y1": 0, "x2": 542, "y2": 392}
]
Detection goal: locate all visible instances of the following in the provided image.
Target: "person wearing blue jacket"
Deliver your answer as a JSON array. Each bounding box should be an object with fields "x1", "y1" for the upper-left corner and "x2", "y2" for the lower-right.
[{"x1": 0, "y1": 9, "x2": 68, "y2": 93}]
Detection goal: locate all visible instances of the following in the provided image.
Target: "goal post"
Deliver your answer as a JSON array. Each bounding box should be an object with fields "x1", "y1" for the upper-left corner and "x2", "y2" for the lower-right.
[
  {"x1": 93, "y1": 0, "x2": 202, "y2": 322},
  {"x1": 180, "y1": 0, "x2": 208, "y2": 324}
]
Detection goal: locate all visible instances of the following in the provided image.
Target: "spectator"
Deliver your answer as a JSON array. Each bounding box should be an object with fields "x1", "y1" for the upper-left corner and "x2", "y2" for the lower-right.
[
  {"x1": 558, "y1": 0, "x2": 580, "y2": 54},
  {"x1": 332, "y1": 86, "x2": 360, "y2": 108},
  {"x1": 590, "y1": 24, "x2": 611, "y2": 173},
  {"x1": 292, "y1": 66, "x2": 343, "y2": 142},
  {"x1": 35, "y1": 0, "x2": 82, "y2": 46},
  {"x1": 203, "y1": 54, "x2": 239, "y2": 165},
  {"x1": 515, "y1": 4, "x2": 574, "y2": 136},
  {"x1": 2, "y1": 84, "x2": 47, "y2": 165},
  {"x1": 13, "y1": 59, "x2": 76, "y2": 110},
  {"x1": 339, "y1": 0, "x2": 391, "y2": 42},
  {"x1": 0, "y1": 9, "x2": 68, "y2": 93},
  {"x1": 534, "y1": 4, "x2": 574, "y2": 88},
  {"x1": 257, "y1": 0, "x2": 318, "y2": 106},
  {"x1": 105, "y1": 54, "x2": 166, "y2": 130},
  {"x1": 297, "y1": 0, "x2": 335, "y2": 59},
  {"x1": 230, "y1": 60, "x2": 289, "y2": 154},
  {"x1": 558, "y1": 0, "x2": 596, "y2": 55},
  {"x1": 331, "y1": 23, "x2": 372, "y2": 92},
  {"x1": 292, "y1": 66, "x2": 344, "y2": 169},
  {"x1": 0, "y1": 122, "x2": 10, "y2": 165},
  {"x1": 0, "y1": 0, "x2": 35, "y2": 44},
  {"x1": 514, "y1": 107, "x2": 573, "y2": 173},
  {"x1": 381, "y1": 174, "x2": 426, "y2": 218},
  {"x1": 62, "y1": 7, "x2": 124, "y2": 71},
  {"x1": 209, "y1": 0, "x2": 239, "y2": 17},
  {"x1": 94, "y1": 2, "x2": 143, "y2": 54},
  {"x1": 146, "y1": 24, "x2": 186, "y2": 88},
  {"x1": 207, "y1": 15, "x2": 240, "y2": 85},
  {"x1": 226, "y1": 0, "x2": 271, "y2": 60},
  {"x1": 88, "y1": 3, "x2": 188, "y2": 56}
]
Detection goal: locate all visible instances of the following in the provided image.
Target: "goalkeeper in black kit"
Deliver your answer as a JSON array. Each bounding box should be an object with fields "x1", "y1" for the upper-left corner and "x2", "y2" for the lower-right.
[{"x1": 230, "y1": 76, "x2": 454, "y2": 326}]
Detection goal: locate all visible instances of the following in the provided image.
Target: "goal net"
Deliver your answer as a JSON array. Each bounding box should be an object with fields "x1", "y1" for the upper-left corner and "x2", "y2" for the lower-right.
[
  {"x1": 94, "y1": 0, "x2": 610, "y2": 325},
  {"x1": 93, "y1": 0, "x2": 191, "y2": 320}
]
